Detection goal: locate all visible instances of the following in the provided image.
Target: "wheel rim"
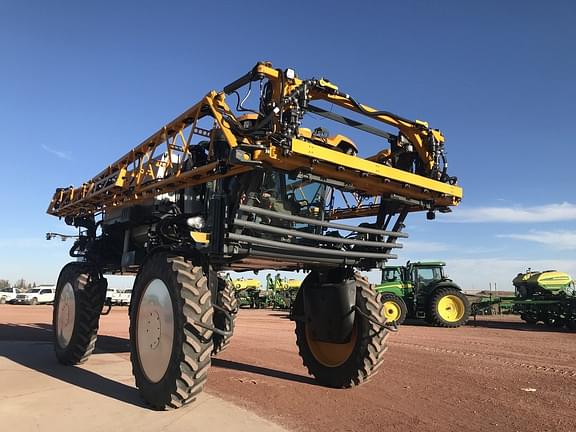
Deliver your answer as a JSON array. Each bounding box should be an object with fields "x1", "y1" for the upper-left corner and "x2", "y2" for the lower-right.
[
  {"x1": 437, "y1": 295, "x2": 465, "y2": 322},
  {"x1": 383, "y1": 300, "x2": 401, "y2": 322},
  {"x1": 136, "y1": 278, "x2": 174, "y2": 383},
  {"x1": 305, "y1": 324, "x2": 357, "y2": 368},
  {"x1": 56, "y1": 282, "x2": 76, "y2": 348}
]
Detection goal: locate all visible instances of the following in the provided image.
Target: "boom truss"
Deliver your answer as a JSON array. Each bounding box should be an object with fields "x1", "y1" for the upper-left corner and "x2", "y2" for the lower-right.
[{"x1": 48, "y1": 62, "x2": 462, "y2": 221}]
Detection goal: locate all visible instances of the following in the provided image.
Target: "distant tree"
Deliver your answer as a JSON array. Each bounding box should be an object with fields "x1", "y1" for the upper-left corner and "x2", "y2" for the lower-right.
[
  {"x1": 14, "y1": 278, "x2": 28, "y2": 290},
  {"x1": 33, "y1": 282, "x2": 37, "y2": 288},
  {"x1": 0, "y1": 279, "x2": 9, "y2": 289}
]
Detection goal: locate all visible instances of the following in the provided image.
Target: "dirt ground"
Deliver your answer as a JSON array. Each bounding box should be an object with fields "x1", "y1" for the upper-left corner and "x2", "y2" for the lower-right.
[{"x1": 1, "y1": 305, "x2": 575, "y2": 432}]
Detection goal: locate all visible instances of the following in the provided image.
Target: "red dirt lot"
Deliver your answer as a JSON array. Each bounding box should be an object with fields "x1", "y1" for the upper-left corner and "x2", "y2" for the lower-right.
[{"x1": 1, "y1": 305, "x2": 575, "y2": 432}]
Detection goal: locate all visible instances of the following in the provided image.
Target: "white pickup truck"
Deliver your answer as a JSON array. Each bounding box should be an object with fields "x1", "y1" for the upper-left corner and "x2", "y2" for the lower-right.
[
  {"x1": 0, "y1": 287, "x2": 18, "y2": 304},
  {"x1": 14, "y1": 286, "x2": 56, "y2": 305},
  {"x1": 117, "y1": 288, "x2": 133, "y2": 306},
  {"x1": 106, "y1": 288, "x2": 124, "y2": 305}
]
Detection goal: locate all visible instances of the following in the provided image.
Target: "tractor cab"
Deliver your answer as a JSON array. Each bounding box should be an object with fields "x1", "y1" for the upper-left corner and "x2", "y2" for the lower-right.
[{"x1": 409, "y1": 261, "x2": 447, "y2": 293}]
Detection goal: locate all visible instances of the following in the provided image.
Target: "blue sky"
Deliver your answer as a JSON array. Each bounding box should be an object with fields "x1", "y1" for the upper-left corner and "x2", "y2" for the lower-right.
[{"x1": 0, "y1": 0, "x2": 574, "y2": 291}]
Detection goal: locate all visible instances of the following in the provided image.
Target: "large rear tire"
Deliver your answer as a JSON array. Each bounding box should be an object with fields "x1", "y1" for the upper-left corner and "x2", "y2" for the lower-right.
[
  {"x1": 129, "y1": 253, "x2": 213, "y2": 410},
  {"x1": 294, "y1": 272, "x2": 388, "y2": 388},
  {"x1": 212, "y1": 277, "x2": 238, "y2": 355},
  {"x1": 380, "y1": 293, "x2": 407, "y2": 326},
  {"x1": 427, "y1": 287, "x2": 470, "y2": 328},
  {"x1": 53, "y1": 263, "x2": 107, "y2": 365}
]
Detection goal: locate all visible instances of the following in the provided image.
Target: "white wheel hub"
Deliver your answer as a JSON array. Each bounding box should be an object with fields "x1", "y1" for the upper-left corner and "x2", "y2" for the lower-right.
[
  {"x1": 56, "y1": 282, "x2": 76, "y2": 348},
  {"x1": 136, "y1": 279, "x2": 174, "y2": 383}
]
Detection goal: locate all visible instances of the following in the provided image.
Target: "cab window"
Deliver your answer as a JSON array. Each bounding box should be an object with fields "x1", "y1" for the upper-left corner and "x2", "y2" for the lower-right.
[{"x1": 383, "y1": 268, "x2": 401, "y2": 282}]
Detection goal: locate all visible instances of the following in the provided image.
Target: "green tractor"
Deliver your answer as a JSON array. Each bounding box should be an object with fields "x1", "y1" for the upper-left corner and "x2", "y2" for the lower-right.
[{"x1": 375, "y1": 261, "x2": 470, "y2": 327}]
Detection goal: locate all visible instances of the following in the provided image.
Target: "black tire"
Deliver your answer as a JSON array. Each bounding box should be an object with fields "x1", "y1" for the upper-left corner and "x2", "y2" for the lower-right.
[
  {"x1": 520, "y1": 313, "x2": 538, "y2": 325},
  {"x1": 544, "y1": 314, "x2": 565, "y2": 328},
  {"x1": 380, "y1": 293, "x2": 408, "y2": 326},
  {"x1": 427, "y1": 287, "x2": 470, "y2": 328},
  {"x1": 212, "y1": 277, "x2": 238, "y2": 355},
  {"x1": 294, "y1": 272, "x2": 388, "y2": 388},
  {"x1": 53, "y1": 263, "x2": 107, "y2": 365},
  {"x1": 0, "y1": 296, "x2": 6, "y2": 304},
  {"x1": 30, "y1": 297, "x2": 38, "y2": 305},
  {"x1": 129, "y1": 253, "x2": 213, "y2": 410},
  {"x1": 568, "y1": 303, "x2": 576, "y2": 330}
]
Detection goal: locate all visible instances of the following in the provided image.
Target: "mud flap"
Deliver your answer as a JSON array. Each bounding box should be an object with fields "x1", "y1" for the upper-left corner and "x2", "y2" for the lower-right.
[{"x1": 303, "y1": 278, "x2": 356, "y2": 343}]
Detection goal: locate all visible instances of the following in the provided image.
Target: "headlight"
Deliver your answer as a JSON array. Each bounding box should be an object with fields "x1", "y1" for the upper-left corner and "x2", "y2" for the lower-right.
[{"x1": 187, "y1": 216, "x2": 205, "y2": 229}]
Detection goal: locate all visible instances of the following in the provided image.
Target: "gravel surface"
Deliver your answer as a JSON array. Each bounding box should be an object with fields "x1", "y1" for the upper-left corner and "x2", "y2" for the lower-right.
[{"x1": 1, "y1": 305, "x2": 575, "y2": 432}]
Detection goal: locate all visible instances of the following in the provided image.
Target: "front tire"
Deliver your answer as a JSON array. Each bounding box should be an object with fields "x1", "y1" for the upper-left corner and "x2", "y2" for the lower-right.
[
  {"x1": 53, "y1": 263, "x2": 107, "y2": 365},
  {"x1": 427, "y1": 287, "x2": 470, "y2": 328},
  {"x1": 129, "y1": 254, "x2": 213, "y2": 410},
  {"x1": 294, "y1": 272, "x2": 388, "y2": 388},
  {"x1": 380, "y1": 293, "x2": 408, "y2": 325}
]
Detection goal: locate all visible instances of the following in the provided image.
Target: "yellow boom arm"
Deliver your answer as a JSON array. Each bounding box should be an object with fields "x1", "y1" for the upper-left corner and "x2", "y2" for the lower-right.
[{"x1": 48, "y1": 62, "x2": 462, "y2": 219}]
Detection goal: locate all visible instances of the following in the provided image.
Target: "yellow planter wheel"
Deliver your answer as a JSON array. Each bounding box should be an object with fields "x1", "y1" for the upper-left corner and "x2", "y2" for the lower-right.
[{"x1": 427, "y1": 287, "x2": 470, "y2": 328}]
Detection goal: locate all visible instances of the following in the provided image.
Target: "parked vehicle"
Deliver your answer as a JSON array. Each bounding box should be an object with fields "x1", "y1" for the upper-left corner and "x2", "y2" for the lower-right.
[
  {"x1": 472, "y1": 269, "x2": 576, "y2": 329},
  {"x1": 45, "y1": 62, "x2": 462, "y2": 410},
  {"x1": 105, "y1": 287, "x2": 123, "y2": 305},
  {"x1": 14, "y1": 286, "x2": 56, "y2": 305},
  {"x1": 0, "y1": 287, "x2": 18, "y2": 304},
  {"x1": 375, "y1": 261, "x2": 470, "y2": 327},
  {"x1": 117, "y1": 288, "x2": 133, "y2": 306}
]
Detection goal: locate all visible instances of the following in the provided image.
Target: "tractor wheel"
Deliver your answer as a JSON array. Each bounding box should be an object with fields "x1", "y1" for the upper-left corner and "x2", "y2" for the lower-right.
[
  {"x1": 53, "y1": 263, "x2": 107, "y2": 365},
  {"x1": 129, "y1": 253, "x2": 213, "y2": 410},
  {"x1": 212, "y1": 277, "x2": 238, "y2": 355},
  {"x1": 427, "y1": 287, "x2": 470, "y2": 328},
  {"x1": 520, "y1": 313, "x2": 538, "y2": 325},
  {"x1": 380, "y1": 293, "x2": 407, "y2": 326},
  {"x1": 568, "y1": 304, "x2": 576, "y2": 330},
  {"x1": 544, "y1": 314, "x2": 565, "y2": 328},
  {"x1": 294, "y1": 272, "x2": 388, "y2": 388}
]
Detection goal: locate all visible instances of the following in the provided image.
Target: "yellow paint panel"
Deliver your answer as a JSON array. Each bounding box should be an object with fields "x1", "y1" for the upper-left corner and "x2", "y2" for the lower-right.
[
  {"x1": 191, "y1": 232, "x2": 210, "y2": 244},
  {"x1": 290, "y1": 139, "x2": 463, "y2": 199}
]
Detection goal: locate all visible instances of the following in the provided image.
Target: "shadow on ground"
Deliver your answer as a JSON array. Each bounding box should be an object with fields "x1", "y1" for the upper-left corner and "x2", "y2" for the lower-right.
[
  {"x1": 0, "y1": 323, "x2": 143, "y2": 407},
  {"x1": 212, "y1": 358, "x2": 317, "y2": 386},
  {"x1": 388, "y1": 318, "x2": 575, "y2": 333},
  {"x1": 466, "y1": 318, "x2": 576, "y2": 333},
  {"x1": 266, "y1": 312, "x2": 291, "y2": 319},
  {"x1": 0, "y1": 322, "x2": 317, "y2": 405}
]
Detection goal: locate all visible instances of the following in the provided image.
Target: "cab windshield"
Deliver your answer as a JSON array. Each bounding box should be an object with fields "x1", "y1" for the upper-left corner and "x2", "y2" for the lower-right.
[
  {"x1": 415, "y1": 266, "x2": 444, "y2": 286},
  {"x1": 260, "y1": 171, "x2": 332, "y2": 220}
]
